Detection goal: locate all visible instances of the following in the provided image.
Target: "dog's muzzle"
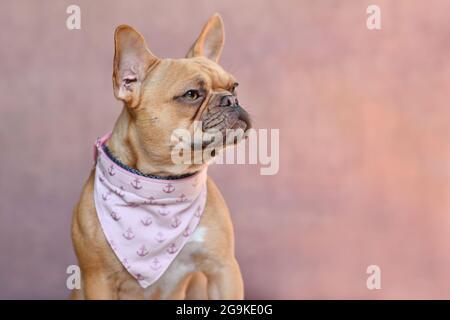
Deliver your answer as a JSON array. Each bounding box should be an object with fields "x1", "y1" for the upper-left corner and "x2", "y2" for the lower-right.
[{"x1": 201, "y1": 94, "x2": 251, "y2": 134}]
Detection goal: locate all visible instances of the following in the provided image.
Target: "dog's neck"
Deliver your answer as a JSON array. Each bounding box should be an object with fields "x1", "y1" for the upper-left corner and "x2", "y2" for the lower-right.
[{"x1": 106, "y1": 107, "x2": 203, "y2": 178}]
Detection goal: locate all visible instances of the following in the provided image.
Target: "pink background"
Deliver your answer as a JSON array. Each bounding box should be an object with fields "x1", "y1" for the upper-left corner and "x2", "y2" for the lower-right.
[{"x1": 1, "y1": 0, "x2": 450, "y2": 299}]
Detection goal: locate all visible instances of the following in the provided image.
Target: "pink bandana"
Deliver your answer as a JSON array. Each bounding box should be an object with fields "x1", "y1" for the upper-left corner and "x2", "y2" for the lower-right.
[{"x1": 93, "y1": 134, "x2": 207, "y2": 288}]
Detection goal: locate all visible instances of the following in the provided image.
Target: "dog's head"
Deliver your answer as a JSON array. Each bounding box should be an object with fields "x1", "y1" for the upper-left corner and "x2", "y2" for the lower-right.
[{"x1": 112, "y1": 14, "x2": 251, "y2": 175}]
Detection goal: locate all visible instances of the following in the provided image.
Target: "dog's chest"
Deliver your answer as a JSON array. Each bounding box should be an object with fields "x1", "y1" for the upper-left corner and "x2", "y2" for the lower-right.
[
  {"x1": 116, "y1": 226, "x2": 208, "y2": 299},
  {"x1": 146, "y1": 226, "x2": 207, "y2": 298}
]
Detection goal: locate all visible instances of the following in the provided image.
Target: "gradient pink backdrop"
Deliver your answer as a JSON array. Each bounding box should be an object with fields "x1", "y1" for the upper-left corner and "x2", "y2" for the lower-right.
[{"x1": 1, "y1": 0, "x2": 450, "y2": 299}]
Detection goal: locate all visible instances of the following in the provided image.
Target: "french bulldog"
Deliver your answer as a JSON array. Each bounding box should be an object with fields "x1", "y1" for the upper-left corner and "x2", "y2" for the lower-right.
[{"x1": 71, "y1": 13, "x2": 250, "y2": 300}]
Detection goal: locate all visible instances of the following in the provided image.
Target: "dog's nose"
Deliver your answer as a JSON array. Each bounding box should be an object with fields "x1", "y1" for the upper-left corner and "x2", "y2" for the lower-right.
[{"x1": 220, "y1": 95, "x2": 238, "y2": 107}]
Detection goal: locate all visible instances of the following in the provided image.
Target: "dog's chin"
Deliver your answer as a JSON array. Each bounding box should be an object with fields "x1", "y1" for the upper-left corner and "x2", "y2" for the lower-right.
[{"x1": 204, "y1": 120, "x2": 250, "y2": 147}]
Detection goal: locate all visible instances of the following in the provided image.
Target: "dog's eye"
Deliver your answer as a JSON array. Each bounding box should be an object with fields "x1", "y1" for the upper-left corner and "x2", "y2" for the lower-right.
[
  {"x1": 183, "y1": 90, "x2": 200, "y2": 100},
  {"x1": 123, "y1": 76, "x2": 137, "y2": 86},
  {"x1": 184, "y1": 90, "x2": 199, "y2": 100}
]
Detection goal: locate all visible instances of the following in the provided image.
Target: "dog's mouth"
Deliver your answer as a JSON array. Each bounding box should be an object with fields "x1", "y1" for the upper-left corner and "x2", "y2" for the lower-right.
[
  {"x1": 185, "y1": 104, "x2": 252, "y2": 153},
  {"x1": 179, "y1": 105, "x2": 251, "y2": 165},
  {"x1": 198, "y1": 105, "x2": 251, "y2": 149}
]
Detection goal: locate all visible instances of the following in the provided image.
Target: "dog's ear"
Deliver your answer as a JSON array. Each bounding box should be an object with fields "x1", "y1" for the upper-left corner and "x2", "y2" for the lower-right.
[
  {"x1": 113, "y1": 25, "x2": 157, "y2": 107},
  {"x1": 186, "y1": 13, "x2": 225, "y2": 63}
]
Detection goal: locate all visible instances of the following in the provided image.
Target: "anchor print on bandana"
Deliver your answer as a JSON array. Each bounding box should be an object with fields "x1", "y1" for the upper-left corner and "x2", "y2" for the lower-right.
[
  {"x1": 102, "y1": 190, "x2": 112, "y2": 201},
  {"x1": 93, "y1": 133, "x2": 208, "y2": 288},
  {"x1": 158, "y1": 208, "x2": 170, "y2": 217},
  {"x1": 176, "y1": 194, "x2": 188, "y2": 203},
  {"x1": 155, "y1": 231, "x2": 166, "y2": 244},
  {"x1": 162, "y1": 183, "x2": 175, "y2": 193},
  {"x1": 110, "y1": 211, "x2": 121, "y2": 221},
  {"x1": 144, "y1": 196, "x2": 155, "y2": 205},
  {"x1": 150, "y1": 258, "x2": 162, "y2": 270},
  {"x1": 122, "y1": 258, "x2": 131, "y2": 270},
  {"x1": 171, "y1": 216, "x2": 182, "y2": 228},
  {"x1": 136, "y1": 245, "x2": 149, "y2": 257},
  {"x1": 108, "y1": 164, "x2": 116, "y2": 176},
  {"x1": 183, "y1": 226, "x2": 191, "y2": 237},
  {"x1": 195, "y1": 205, "x2": 202, "y2": 218},
  {"x1": 130, "y1": 177, "x2": 143, "y2": 190},
  {"x1": 135, "y1": 273, "x2": 146, "y2": 281},
  {"x1": 112, "y1": 186, "x2": 125, "y2": 198},
  {"x1": 166, "y1": 243, "x2": 178, "y2": 254},
  {"x1": 140, "y1": 216, "x2": 153, "y2": 227},
  {"x1": 123, "y1": 228, "x2": 135, "y2": 240}
]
